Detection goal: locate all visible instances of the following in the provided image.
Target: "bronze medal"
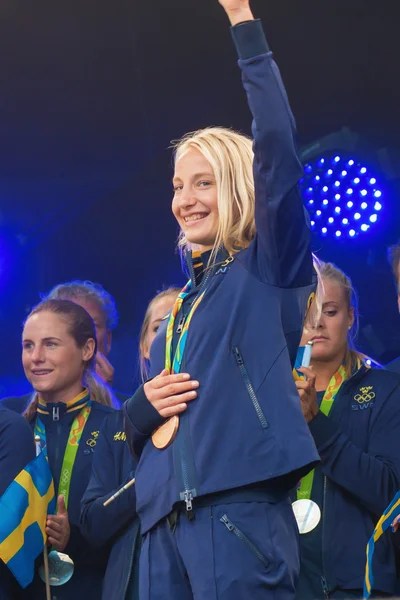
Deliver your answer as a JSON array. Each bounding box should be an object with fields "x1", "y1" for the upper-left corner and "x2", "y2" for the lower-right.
[{"x1": 152, "y1": 415, "x2": 180, "y2": 449}]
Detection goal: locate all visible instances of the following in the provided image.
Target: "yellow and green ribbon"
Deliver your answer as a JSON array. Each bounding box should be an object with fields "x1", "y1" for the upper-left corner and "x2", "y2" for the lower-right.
[
  {"x1": 34, "y1": 389, "x2": 91, "y2": 509},
  {"x1": 165, "y1": 281, "x2": 205, "y2": 374}
]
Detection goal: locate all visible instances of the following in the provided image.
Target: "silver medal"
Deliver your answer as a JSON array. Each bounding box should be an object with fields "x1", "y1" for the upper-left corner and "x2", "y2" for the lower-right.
[{"x1": 292, "y1": 499, "x2": 321, "y2": 534}]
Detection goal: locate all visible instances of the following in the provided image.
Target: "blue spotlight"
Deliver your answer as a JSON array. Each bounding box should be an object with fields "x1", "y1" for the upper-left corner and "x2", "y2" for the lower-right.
[{"x1": 299, "y1": 154, "x2": 384, "y2": 239}]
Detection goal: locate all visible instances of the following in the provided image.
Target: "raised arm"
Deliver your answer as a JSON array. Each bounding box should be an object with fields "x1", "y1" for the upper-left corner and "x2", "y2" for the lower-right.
[{"x1": 219, "y1": 0, "x2": 312, "y2": 288}]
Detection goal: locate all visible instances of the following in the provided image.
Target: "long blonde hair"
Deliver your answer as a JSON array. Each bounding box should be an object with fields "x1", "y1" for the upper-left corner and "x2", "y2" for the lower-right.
[
  {"x1": 23, "y1": 299, "x2": 116, "y2": 421},
  {"x1": 139, "y1": 287, "x2": 181, "y2": 382},
  {"x1": 310, "y1": 261, "x2": 369, "y2": 377},
  {"x1": 172, "y1": 127, "x2": 255, "y2": 263}
]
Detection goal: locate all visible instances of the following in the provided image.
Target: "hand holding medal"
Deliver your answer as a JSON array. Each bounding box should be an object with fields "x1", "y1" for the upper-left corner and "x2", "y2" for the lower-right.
[{"x1": 147, "y1": 369, "x2": 199, "y2": 449}]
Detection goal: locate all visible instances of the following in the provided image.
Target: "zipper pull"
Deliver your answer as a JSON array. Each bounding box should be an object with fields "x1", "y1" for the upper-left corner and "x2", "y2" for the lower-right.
[
  {"x1": 233, "y1": 347, "x2": 244, "y2": 366},
  {"x1": 183, "y1": 490, "x2": 193, "y2": 512},
  {"x1": 321, "y1": 576, "x2": 329, "y2": 599},
  {"x1": 220, "y1": 514, "x2": 234, "y2": 531},
  {"x1": 176, "y1": 315, "x2": 186, "y2": 335},
  {"x1": 53, "y1": 407, "x2": 60, "y2": 422}
]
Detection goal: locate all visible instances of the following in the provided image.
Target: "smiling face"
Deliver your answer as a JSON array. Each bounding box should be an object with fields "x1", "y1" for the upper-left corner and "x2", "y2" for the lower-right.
[
  {"x1": 172, "y1": 148, "x2": 219, "y2": 252},
  {"x1": 22, "y1": 311, "x2": 95, "y2": 401},
  {"x1": 301, "y1": 278, "x2": 354, "y2": 364}
]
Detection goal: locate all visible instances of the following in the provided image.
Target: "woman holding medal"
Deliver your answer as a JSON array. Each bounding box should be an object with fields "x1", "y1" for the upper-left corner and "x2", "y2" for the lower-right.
[
  {"x1": 80, "y1": 287, "x2": 180, "y2": 600},
  {"x1": 124, "y1": 0, "x2": 320, "y2": 598},
  {"x1": 294, "y1": 262, "x2": 400, "y2": 599},
  {"x1": 20, "y1": 299, "x2": 114, "y2": 600}
]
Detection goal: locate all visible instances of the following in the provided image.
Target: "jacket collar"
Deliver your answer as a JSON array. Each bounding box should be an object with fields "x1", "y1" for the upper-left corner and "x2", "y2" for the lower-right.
[{"x1": 37, "y1": 388, "x2": 90, "y2": 417}]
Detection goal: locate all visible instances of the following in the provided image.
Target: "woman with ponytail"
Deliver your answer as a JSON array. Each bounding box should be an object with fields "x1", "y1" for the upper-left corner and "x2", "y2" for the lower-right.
[
  {"x1": 20, "y1": 299, "x2": 114, "y2": 600},
  {"x1": 294, "y1": 262, "x2": 400, "y2": 599}
]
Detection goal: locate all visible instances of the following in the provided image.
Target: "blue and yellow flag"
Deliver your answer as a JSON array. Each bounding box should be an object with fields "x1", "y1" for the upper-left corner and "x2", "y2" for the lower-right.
[
  {"x1": 363, "y1": 491, "x2": 400, "y2": 599},
  {"x1": 0, "y1": 451, "x2": 55, "y2": 588}
]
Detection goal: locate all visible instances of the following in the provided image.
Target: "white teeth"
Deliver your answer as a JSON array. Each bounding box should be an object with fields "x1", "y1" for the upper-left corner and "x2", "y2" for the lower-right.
[{"x1": 184, "y1": 214, "x2": 207, "y2": 223}]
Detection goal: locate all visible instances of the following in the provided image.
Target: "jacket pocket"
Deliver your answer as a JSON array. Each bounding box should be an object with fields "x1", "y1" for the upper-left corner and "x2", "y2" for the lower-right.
[
  {"x1": 220, "y1": 513, "x2": 270, "y2": 569},
  {"x1": 233, "y1": 346, "x2": 268, "y2": 428}
]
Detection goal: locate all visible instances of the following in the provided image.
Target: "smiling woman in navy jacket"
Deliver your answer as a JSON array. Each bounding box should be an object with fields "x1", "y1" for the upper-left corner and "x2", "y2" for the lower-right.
[
  {"x1": 295, "y1": 262, "x2": 400, "y2": 599},
  {"x1": 80, "y1": 287, "x2": 180, "y2": 600},
  {"x1": 124, "y1": 1, "x2": 320, "y2": 598},
  {"x1": 20, "y1": 299, "x2": 114, "y2": 600}
]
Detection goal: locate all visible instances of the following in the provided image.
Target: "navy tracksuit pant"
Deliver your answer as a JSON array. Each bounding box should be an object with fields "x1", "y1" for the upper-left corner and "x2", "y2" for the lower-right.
[{"x1": 139, "y1": 497, "x2": 299, "y2": 599}]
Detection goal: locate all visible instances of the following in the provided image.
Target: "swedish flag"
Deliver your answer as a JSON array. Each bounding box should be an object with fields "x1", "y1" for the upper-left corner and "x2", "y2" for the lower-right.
[{"x1": 0, "y1": 451, "x2": 55, "y2": 588}]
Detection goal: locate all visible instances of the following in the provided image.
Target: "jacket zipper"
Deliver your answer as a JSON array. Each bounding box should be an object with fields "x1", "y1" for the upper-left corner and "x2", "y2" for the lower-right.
[
  {"x1": 220, "y1": 514, "x2": 270, "y2": 568},
  {"x1": 321, "y1": 476, "x2": 329, "y2": 598},
  {"x1": 233, "y1": 347, "x2": 268, "y2": 428},
  {"x1": 122, "y1": 524, "x2": 139, "y2": 599},
  {"x1": 53, "y1": 406, "x2": 61, "y2": 468},
  {"x1": 177, "y1": 261, "x2": 213, "y2": 513}
]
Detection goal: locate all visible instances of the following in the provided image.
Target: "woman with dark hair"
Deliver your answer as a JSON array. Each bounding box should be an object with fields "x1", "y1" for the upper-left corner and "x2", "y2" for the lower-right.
[
  {"x1": 294, "y1": 262, "x2": 400, "y2": 599},
  {"x1": 20, "y1": 299, "x2": 114, "y2": 600},
  {"x1": 81, "y1": 287, "x2": 180, "y2": 600}
]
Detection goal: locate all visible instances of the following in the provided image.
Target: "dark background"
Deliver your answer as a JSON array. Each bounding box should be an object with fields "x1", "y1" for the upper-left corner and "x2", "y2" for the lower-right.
[{"x1": 1, "y1": 0, "x2": 399, "y2": 396}]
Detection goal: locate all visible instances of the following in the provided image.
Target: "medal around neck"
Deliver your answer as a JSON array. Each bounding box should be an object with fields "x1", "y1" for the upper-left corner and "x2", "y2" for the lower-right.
[
  {"x1": 152, "y1": 415, "x2": 179, "y2": 449},
  {"x1": 292, "y1": 499, "x2": 321, "y2": 534},
  {"x1": 39, "y1": 551, "x2": 74, "y2": 586}
]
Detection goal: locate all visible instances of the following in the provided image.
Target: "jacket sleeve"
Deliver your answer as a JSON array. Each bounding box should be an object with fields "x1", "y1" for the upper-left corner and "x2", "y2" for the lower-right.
[
  {"x1": 123, "y1": 385, "x2": 164, "y2": 459},
  {"x1": 308, "y1": 384, "x2": 400, "y2": 517},
  {"x1": 80, "y1": 416, "x2": 137, "y2": 547},
  {"x1": 0, "y1": 409, "x2": 35, "y2": 495},
  {"x1": 231, "y1": 20, "x2": 312, "y2": 288}
]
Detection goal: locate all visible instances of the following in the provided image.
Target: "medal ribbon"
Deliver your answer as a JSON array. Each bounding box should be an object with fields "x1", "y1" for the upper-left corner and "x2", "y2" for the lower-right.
[
  {"x1": 165, "y1": 280, "x2": 205, "y2": 374},
  {"x1": 363, "y1": 491, "x2": 400, "y2": 599},
  {"x1": 34, "y1": 389, "x2": 91, "y2": 510},
  {"x1": 296, "y1": 365, "x2": 347, "y2": 501}
]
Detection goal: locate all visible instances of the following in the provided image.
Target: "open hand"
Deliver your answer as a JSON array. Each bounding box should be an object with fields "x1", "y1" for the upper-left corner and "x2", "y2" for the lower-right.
[{"x1": 144, "y1": 369, "x2": 199, "y2": 418}]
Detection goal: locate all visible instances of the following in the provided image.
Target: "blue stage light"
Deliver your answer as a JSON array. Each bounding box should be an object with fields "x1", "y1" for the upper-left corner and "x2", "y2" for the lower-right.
[{"x1": 299, "y1": 155, "x2": 384, "y2": 239}]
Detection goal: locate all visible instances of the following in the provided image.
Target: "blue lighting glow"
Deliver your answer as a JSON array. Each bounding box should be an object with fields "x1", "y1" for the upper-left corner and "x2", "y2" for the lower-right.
[{"x1": 300, "y1": 155, "x2": 384, "y2": 239}]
